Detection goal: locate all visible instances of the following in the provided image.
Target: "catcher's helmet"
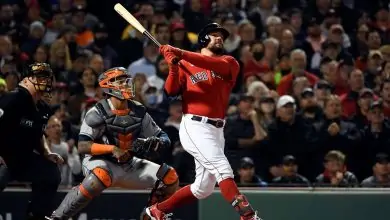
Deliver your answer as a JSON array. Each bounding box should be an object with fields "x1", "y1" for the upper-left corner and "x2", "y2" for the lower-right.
[
  {"x1": 198, "y1": 23, "x2": 229, "y2": 48},
  {"x1": 98, "y1": 67, "x2": 134, "y2": 100},
  {"x1": 26, "y1": 62, "x2": 54, "y2": 95}
]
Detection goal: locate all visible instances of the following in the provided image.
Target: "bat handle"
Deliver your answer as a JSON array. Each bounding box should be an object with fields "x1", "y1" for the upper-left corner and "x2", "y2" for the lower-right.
[
  {"x1": 144, "y1": 31, "x2": 161, "y2": 47},
  {"x1": 172, "y1": 58, "x2": 180, "y2": 65}
]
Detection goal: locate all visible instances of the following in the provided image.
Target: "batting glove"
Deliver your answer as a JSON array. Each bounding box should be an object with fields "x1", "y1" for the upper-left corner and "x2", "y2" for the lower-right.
[
  {"x1": 160, "y1": 45, "x2": 183, "y2": 58},
  {"x1": 164, "y1": 52, "x2": 181, "y2": 65}
]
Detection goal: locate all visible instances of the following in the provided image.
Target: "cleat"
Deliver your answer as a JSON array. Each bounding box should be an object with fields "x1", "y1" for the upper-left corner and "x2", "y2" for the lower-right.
[
  {"x1": 44, "y1": 215, "x2": 72, "y2": 220},
  {"x1": 240, "y1": 211, "x2": 263, "y2": 220},
  {"x1": 145, "y1": 204, "x2": 173, "y2": 220}
]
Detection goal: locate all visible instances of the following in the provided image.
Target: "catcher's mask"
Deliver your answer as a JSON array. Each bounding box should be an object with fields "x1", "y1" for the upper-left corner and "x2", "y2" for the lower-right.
[
  {"x1": 98, "y1": 67, "x2": 134, "y2": 100},
  {"x1": 27, "y1": 63, "x2": 54, "y2": 101}
]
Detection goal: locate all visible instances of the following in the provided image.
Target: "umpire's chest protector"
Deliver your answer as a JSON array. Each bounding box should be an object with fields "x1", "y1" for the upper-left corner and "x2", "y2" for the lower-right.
[{"x1": 94, "y1": 99, "x2": 146, "y2": 150}]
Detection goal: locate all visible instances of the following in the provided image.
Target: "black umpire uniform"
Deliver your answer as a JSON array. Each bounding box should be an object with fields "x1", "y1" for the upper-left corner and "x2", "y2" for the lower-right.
[{"x1": 0, "y1": 63, "x2": 61, "y2": 219}]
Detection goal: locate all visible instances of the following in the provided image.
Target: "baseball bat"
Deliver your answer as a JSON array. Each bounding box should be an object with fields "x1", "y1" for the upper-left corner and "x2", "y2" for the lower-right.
[
  {"x1": 114, "y1": 3, "x2": 183, "y2": 66},
  {"x1": 114, "y1": 3, "x2": 161, "y2": 47}
]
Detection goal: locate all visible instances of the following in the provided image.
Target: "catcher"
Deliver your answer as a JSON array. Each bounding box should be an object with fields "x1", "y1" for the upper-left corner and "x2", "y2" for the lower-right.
[{"x1": 46, "y1": 67, "x2": 179, "y2": 220}]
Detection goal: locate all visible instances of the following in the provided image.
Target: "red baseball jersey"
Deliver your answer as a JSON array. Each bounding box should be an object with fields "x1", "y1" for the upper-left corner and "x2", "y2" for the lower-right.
[{"x1": 164, "y1": 52, "x2": 240, "y2": 119}]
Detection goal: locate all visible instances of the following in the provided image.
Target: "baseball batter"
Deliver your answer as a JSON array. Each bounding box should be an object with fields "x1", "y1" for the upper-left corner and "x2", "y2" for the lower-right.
[
  {"x1": 146, "y1": 23, "x2": 262, "y2": 220},
  {"x1": 46, "y1": 67, "x2": 179, "y2": 220}
]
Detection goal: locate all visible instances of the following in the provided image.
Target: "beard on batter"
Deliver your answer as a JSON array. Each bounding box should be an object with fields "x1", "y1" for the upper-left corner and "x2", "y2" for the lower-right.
[{"x1": 207, "y1": 44, "x2": 225, "y2": 55}]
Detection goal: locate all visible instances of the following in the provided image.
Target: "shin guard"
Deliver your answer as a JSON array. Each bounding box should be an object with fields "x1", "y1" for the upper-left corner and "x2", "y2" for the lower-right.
[{"x1": 51, "y1": 168, "x2": 112, "y2": 219}]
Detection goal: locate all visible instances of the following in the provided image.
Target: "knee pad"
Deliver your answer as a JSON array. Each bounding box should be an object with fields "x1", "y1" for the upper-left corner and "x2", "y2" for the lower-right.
[
  {"x1": 80, "y1": 167, "x2": 112, "y2": 198},
  {"x1": 92, "y1": 167, "x2": 112, "y2": 187},
  {"x1": 156, "y1": 163, "x2": 179, "y2": 186}
]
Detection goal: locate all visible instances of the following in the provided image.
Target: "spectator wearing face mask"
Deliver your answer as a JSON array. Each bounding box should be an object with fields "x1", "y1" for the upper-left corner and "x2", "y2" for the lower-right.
[
  {"x1": 243, "y1": 41, "x2": 270, "y2": 79},
  {"x1": 143, "y1": 83, "x2": 168, "y2": 128},
  {"x1": 298, "y1": 88, "x2": 323, "y2": 124},
  {"x1": 315, "y1": 150, "x2": 359, "y2": 187},
  {"x1": 361, "y1": 153, "x2": 390, "y2": 187},
  {"x1": 234, "y1": 157, "x2": 267, "y2": 187},
  {"x1": 272, "y1": 155, "x2": 311, "y2": 187}
]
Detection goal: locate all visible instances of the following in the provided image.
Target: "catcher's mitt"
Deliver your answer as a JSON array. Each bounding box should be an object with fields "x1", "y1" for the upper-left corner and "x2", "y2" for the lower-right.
[{"x1": 132, "y1": 137, "x2": 162, "y2": 157}]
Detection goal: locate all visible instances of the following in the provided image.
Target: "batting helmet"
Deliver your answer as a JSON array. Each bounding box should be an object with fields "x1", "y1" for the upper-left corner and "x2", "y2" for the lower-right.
[
  {"x1": 198, "y1": 23, "x2": 230, "y2": 48},
  {"x1": 98, "y1": 67, "x2": 134, "y2": 100}
]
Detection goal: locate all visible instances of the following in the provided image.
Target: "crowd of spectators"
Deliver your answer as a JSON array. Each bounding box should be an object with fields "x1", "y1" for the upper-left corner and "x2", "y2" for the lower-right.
[{"x1": 2, "y1": 0, "x2": 390, "y2": 188}]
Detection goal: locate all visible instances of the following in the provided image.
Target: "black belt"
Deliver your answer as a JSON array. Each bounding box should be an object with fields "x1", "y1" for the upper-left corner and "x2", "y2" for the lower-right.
[{"x1": 191, "y1": 116, "x2": 225, "y2": 128}]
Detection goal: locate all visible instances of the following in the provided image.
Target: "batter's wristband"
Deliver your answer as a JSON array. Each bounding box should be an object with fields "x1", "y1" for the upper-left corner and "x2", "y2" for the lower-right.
[{"x1": 91, "y1": 143, "x2": 115, "y2": 155}]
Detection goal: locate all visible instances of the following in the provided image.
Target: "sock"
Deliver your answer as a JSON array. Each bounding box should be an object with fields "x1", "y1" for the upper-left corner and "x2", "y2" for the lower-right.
[
  {"x1": 218, "y1": 178, "x2": 240, "y2": 202},
  {"x1": 219, "y1": 178, "x2": 255, "y2": 219},
  {"x1": 157, "y1": 185, "x2": 198, "y2": 213}
]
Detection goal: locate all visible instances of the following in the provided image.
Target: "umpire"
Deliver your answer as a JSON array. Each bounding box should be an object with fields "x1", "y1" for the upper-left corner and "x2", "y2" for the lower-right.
[{"x1": 0, "y1": 63, "x2": 63, "y2": 219}]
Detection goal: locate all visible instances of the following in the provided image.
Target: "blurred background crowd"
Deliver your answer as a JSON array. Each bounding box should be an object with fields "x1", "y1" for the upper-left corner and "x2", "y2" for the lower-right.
[{"x1": 2, "y1": 0, "x2": 390, "y2": 188}]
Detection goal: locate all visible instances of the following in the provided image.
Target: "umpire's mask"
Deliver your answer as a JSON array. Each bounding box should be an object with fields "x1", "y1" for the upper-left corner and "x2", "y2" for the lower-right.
[{"x1": 27, "y1": 62, "x2": 54, "y2": 103}]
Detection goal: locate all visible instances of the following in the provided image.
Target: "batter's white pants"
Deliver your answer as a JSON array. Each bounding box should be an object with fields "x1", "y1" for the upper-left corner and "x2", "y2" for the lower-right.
[{"x1": 179, "y1": 114, "x2": 234, "y2": 199}]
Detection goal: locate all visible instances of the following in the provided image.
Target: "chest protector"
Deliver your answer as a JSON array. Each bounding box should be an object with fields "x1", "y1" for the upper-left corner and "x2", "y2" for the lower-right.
[{"x1": 95, "y1": 99, "x2": 146, "y2": 151}]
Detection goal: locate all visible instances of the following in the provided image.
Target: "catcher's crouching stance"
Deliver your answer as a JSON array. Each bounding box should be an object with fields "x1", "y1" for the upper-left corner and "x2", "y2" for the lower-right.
[{"x1": 46, "y1": 67, "x2": 179, "y2": 220}]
